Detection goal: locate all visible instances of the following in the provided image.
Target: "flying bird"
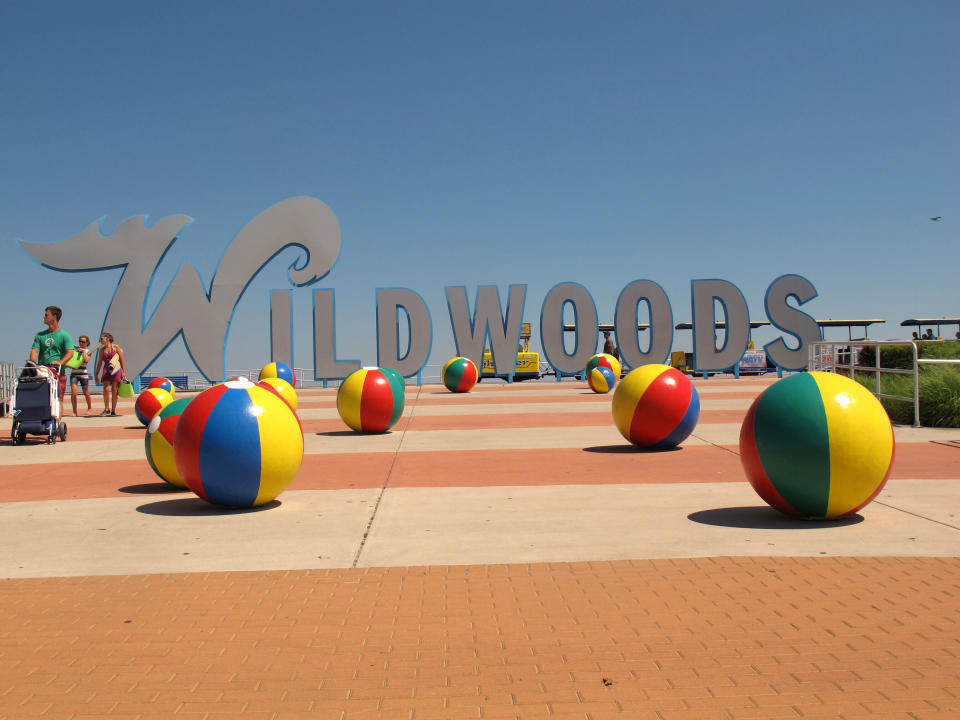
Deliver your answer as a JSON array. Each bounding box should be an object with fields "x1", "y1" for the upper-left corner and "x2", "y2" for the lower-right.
[{"x1": 930, "y1": 216, "x2": 942, "y2": 221}]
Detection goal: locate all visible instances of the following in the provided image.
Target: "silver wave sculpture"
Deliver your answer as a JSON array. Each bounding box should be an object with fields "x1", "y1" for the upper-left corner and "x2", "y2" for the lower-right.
[{"x1": 19, "y1": 196, "x2": 341, "y2": 382}]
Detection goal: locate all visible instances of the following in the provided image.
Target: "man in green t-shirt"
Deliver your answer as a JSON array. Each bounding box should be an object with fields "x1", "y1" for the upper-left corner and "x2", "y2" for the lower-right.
[{"x1": 29, "y1": 305, "x2": 74, "y2": 421}]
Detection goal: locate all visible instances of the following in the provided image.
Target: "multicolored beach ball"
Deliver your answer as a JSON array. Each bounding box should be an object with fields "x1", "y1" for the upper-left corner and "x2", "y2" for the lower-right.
[
  {"x1": 739, "y1": 372, "x2": 894, "y2": 519},
  {"x1": 337, "y1": 367, "x2": 405, "y2": 433},
  {"x1": 611, "y1": 364, "x2": 700, "y2": 448},
  {"x1": 257, "y1": 377, "x2": 298, "y2": 412},
  {"x1": 587, "y1": 365, "x2": 616, "y2": 394},
  {"x1": 145, "y1": 397, "x2": 192, "y2": 488},
  {"x1": 174, "y1": 378, "x2": 303, "y2": 507},
  {"x1": 147, "y1": 376, "x2": 176, "y2": 396},
  {"x1": 259, "y1": 361, "x2": 296, "y2": 388},
  {"x1": 379, "y1": 367, "x2": 405, "y2": 391},
  {"x1": 586, "y1": 353, "x2": 622, "y2": 381},
  {"x1": 442, "y1": 357, "x2": 479, "y2": 393},
  {"x1": 135, "y1": 387, "x2": 174, "y2": 426}
]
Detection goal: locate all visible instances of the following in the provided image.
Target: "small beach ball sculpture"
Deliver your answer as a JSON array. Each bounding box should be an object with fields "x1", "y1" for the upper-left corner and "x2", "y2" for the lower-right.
[
  {"x1": 174, "y1": 378, "x2": 303, "y2": 507},
  {"x1": 259, "y1": 361, "x2": 296, "y2": 388},
  {"x1": 257, "y1": 377, "x2": 298, "y2": 412},
  {"x1": 145, "y1": 397, "x2": 192, "y2": 488},
  {"x1": 147, "y1": 377, "x2": 176, "y2": 396},
  {"x1": 612, "y1": 364, "x2": 700, "y2": 448},
  {"x1": 442, "y1": 357, "x2": 479, "y2": 393},
  {"x1": 135, "y1": 387, "x2": 174, "y2": 426},
  {"x1": 739, "y1": 372, "x2": 894, "y2": 519},
  {"x1": 337, "y1": 367, "x2": 405, "y2": 433},
  {"x1": 587, "y1": 365, "x2": 616, "y2": 394},
  {"x1": 586, "y1": 353, "x2": 622, "y2": 381}
]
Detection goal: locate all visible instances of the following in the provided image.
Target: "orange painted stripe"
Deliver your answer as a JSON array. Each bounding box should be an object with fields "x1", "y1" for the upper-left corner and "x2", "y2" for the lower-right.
[
  {"x1": 382, "y1": 446, "x2": 745, "y2": 488},
  {"x1": 0, "y1": 441, "x2": 956, "y2": 504}
]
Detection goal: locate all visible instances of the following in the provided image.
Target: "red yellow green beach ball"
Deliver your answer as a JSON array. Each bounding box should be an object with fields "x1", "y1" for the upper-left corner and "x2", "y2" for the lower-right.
[
  {"x1": 740, "y1": 372, "x2": 894, "y2": 519},
  {"x1": 586, "y1": 353, "x2": 621, "y2": 381},
  {"x1": 337, "y1": 367, "x2": 405, "y2": 433},
  {"x1": 612, "y1": 364, "x2": 700, "y2": 448},
  {"x1": 442, "y1": 357, "x2": 479, "y2": 393},
  {"x1": 135, "y1": 387, "x2": 174, "y2": 426},
  {"x1": 145, "y1": 397, "x2": 192, "y2": 488},
  {"x1": 174, "y1": 378, "x2": 303, "y2": 507}
]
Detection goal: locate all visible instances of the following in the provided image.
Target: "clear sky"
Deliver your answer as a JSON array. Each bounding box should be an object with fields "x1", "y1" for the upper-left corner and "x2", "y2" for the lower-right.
[{"x1": 2, "y1": 1, "x2": 957, "y2": 380}]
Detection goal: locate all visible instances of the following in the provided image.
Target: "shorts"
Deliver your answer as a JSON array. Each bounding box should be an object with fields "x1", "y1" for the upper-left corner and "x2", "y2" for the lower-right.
[{"x1": 70, "y1": 373, "x2": 89, "y2": 388}]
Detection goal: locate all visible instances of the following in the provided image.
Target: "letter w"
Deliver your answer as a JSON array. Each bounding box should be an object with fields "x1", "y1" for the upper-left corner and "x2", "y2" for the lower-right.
[{"x1": 446, "y1": 285, "x2": 526, "y2": 376}]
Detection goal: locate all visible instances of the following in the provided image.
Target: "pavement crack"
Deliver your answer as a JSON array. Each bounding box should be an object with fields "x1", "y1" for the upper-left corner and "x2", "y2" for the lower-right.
[
  {"x1": 691, "y1": 433, "x2": 741, "y2": 456},
  {"x1": 871, "y1": 501, "x2": 960, "y2": 532},
  {"x1": 351, "y1": 382, "x2": 422, "y2": 568}
]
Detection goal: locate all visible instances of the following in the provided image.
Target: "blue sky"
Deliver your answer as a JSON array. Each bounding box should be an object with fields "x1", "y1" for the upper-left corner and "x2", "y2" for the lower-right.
[{"x1": 2, "y1": 1, "x2": 957, "y2": 379}]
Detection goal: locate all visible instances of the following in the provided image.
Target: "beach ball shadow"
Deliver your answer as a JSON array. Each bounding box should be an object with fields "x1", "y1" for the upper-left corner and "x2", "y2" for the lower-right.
[
  {"x1": 118, "y1": 482, "x2": 187, "y2": 495},
  {"x1": 582, "y1": 444, "x2": 683, "y2": 454},
  {"x1": 136, "y1": 497, "x2": 282, "y2": 516},
  {"x1": 317, "y1": 430, "x2": 393, "y2": 437},
  {"x1": 688, "y1": 506, "x2": 864, "y2": 530}
]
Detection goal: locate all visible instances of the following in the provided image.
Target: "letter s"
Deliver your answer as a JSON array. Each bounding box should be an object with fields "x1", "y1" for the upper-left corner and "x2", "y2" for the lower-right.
[{"x1": 764, "y1": 274, "x2": 820, "y2": 371}]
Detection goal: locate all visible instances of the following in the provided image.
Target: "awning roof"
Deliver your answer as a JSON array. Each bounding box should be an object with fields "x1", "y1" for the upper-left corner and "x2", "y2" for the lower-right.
[
  {"x1": 816, "y1": 319, "x2": 885, "y2": 328},
  {"x1": 674, "y1": 321, "x2": 770, "y2": 330},
  {"x1": 563, "y1": 324, "x2": 649, "y2": 332},
  {"x1": 900, "y1": 318, "x2": 960, "y2": 327}
]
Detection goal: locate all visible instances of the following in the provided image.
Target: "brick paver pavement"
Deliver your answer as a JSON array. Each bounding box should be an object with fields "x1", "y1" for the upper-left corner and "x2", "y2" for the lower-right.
[
  {"x1": 2, "y1": 379, "x2": 958, "y2": 718},
  {"x1": 2, "y1": 557, "x2": 958, "y2": 719}
]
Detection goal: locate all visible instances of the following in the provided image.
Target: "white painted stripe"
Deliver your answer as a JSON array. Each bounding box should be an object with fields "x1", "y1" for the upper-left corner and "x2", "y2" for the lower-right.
[{"x1": 1, "y1": 479, "x2": 956, "y2": 579}]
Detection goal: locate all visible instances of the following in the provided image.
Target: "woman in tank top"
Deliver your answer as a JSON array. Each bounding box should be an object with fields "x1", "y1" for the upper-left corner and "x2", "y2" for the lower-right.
[{"x1": 95, "y1": 332, "x2": 125, "y2": 416}]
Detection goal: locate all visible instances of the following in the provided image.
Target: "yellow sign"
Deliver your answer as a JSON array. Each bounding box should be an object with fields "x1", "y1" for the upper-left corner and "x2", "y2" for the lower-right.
[{"x1": 481, "y1": 350, "x2": 540, "y2": 378}]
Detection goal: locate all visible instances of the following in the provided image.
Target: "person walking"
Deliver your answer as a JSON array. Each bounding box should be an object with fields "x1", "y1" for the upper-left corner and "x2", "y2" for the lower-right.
[
  {"x1": 29, "y1": 305, "x2": 74, "y2": 422},
  {"x1": 69, "y1": 335, "x2": 94, "y2": 416},
  {"x1": 95, "y1": 332, "x2": 125, "y2": 416},
  {"x1": 602, "y1": 331, "x2": 619, "y2": 359}
]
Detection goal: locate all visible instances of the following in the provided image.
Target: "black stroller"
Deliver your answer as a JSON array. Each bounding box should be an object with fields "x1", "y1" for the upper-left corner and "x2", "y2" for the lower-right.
[{"x1": 10, "y1": 362, "x2": 68, "y2": 445}]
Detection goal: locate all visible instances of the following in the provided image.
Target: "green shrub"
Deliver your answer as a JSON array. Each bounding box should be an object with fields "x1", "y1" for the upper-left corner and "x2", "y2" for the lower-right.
[
  {"x1": 918, "y1": 365, "x2": 960, "y2": 427},
  {"x1": 858, "y1": 340, "x2": 960, "y2": 370},
  {"x1": 854, "y1": 364, "x2": 960, "y2": 427}
]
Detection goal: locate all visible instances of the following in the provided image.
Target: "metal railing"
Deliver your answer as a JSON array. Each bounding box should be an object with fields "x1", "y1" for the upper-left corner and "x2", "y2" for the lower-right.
[
  {"x1": 808, "y1": 340, "x2": 960, "y2": 428},
  {"x1": 1, "y1": 362, "x2": 15, "y2": 416}
]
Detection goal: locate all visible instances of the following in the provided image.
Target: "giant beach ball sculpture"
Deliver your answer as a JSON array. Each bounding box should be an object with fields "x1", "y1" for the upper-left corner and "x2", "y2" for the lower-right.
[
  {"x1": 257, "y1": 377, "x2": 298, "y2": 412},
  {"x1": 586, "y1": 353, "x2": 621, "y2": 381},
  {"x1": 739, "y1": 372, "x2": 894, "y2": 519},
  {"x1": 174, "y1": 378, "x2": 303, "y2": 507},
  {"x1": 587, "y1": 365, "x2": 616, "y2": 394},
  {"x1": 135, "y1": 387, "x2": 174, "y2": 426},
  {"x1": 145, "y1": 397, "x2": 192, "y2": 488},
  {"x1": 147, "y1": 376, "x2": 176, "y2": 396},
  {"x1": 337, "y1": 367, "x2": 405, "y2": 433},
  {"x1": 442, "y1": 357, "x2": 479, "y2": 393},
  {"x1": 379, "y1": 366, "x2": 405, "y2": 391},
  {"x1": 259, "y1": 361, "x2": 296, "y2": 388},
  {"x1": 612, "y1": 364, "x2": 700, "y2": 448}
]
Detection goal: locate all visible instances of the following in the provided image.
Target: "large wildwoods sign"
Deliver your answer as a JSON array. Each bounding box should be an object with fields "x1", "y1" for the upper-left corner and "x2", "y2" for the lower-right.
[{"x1": 20, "y1": 196, "x2": 821, "y2": 382}]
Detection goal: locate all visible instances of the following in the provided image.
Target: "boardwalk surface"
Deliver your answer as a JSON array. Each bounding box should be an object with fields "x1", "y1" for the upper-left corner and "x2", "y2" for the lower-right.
[{"x1": 1, "y1": 377, "x2": 958, "y2": 719}]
